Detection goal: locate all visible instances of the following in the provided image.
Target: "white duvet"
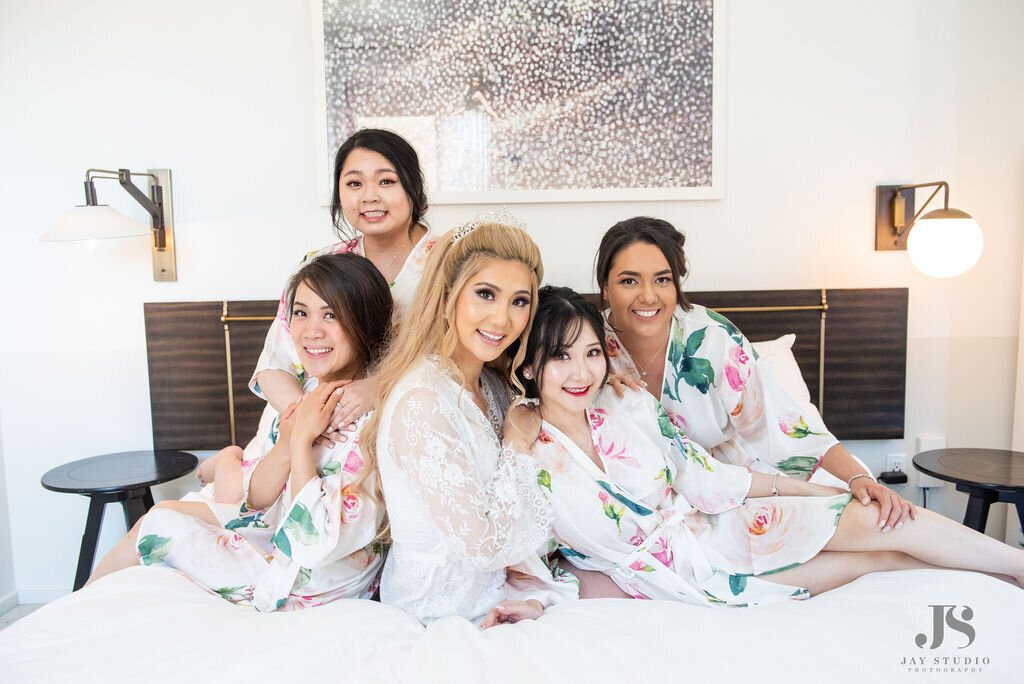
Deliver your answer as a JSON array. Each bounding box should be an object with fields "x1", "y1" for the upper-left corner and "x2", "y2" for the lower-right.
[{"x1": 2, "y1": 566, "x2": 1022, "y2": 682}]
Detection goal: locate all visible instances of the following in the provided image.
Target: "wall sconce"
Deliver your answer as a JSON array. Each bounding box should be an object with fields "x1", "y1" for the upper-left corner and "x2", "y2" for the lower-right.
[
  {"x1": 41, "y1": 168, "x2": 176, "y2": 281},
  {"x1": 875, "y1": 181, "x2": 982, "y2": 278}
]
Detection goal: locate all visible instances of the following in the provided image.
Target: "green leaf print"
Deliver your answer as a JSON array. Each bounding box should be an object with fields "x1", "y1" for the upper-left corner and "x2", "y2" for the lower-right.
[
  {"x1": 706, "y1": 309, "x2": 744, "y2": 346},
  {"x1": 829, "y1": 494, "x2": 852, "y2": 524},
  {"x1": 537, "y1": 469, "x2": 552, "y2": 493},
  {"x1": 673, "y1": 434, "x2": 711, "y2": 470},
  {"x1": 596, "y1": 480, "x2": 653, "y2": 516},
  {"x1": 273, "y1": 529, "x2": 292, "y2": 559},
  {"x1": 728, "y1": 573, "x2": 748, "y2": 596},
  {"x1": 225, "y1": 510, "x2": 268, "y2": 530},
  {"x1": 654, "y1": 403, "x2": 677, "y2": 439},
  {"x1": 291, "y1": 566, "x2": 312, "y2": 591},
  {"x1": 137, "y1": 534, "x2": 173, "y2": 565},
  {"x1": 321, "y1": 461, "x2": 341, "y2": 476},
  {"x1": 776, "y1": 456, "x2": 820, "y2": 479},
  {"x1": 560, "y1": 546, "x2": 590, "y2": 560},
  {"x1": 656, "y1": 465, "x2": 674, "y2": 488},
  {"x1": 779, "y1": 416, "x2": 828, "y2": 439},
  {"x1": 679, "y1": 355, "x2": 715, "y2": 394},
  {"x1": 273, "y1": 502, "x2": 320, "y2": 559},
  {"x1": 269, "y1": 415, "x2": 280, "y2": 445},
  {"x1": 214, "y1": 585, "x2": 254, "y2": 602},
  {"x1": 683, "y1": 327, "x2": 707, "y2": 358}
]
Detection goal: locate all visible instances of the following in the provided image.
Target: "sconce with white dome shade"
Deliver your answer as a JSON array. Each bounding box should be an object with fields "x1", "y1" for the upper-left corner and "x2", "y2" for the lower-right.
[
  {"x1": 41, "y1": 168, "x2": 176, "y2": 281},
  {"x1": 874, "y1": 181, "x2": 982, "y2": 278}
]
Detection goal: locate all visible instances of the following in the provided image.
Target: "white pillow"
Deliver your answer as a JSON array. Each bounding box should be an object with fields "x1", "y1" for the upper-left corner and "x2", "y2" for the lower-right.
[{"x1": 751, "y1": 333, "x2": 812, "y2": 404}]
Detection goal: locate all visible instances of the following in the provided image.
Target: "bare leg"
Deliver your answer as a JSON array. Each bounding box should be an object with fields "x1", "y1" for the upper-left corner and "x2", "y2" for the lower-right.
[
  {"x1": 759, "y1": 550, "x2": 934, "y2": 595},
  {"x1": 825, "y1": 501, "x2": 1024, "y2": 585},
  {"x1": 85, "y1": 500, "x2": 221, "y2": 587},
  {"x1": 195, "y1": 446, "x2": 244, "y2": 504},
  {"x1": 556, "y1": 557, "x2": 631, "y2": 599}
]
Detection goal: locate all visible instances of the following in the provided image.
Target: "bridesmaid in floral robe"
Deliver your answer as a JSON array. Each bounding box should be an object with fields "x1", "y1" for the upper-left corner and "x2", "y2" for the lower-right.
[
  {"x1": 86, "y1": 254, "x2": 393, "y2": 611},
  {"x1": 517, "y1": 287, "x2": 1024, "y2": 602},
  {"x1": 596, "y1": 216, "x2": 916, "y2": 532}
]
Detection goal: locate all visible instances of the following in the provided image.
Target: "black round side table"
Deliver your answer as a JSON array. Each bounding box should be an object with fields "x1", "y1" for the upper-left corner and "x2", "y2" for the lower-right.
[
  {"x1": 41, "y1": 450, "x2": 197, "y2": 590},
  {"x1": 913, "y1": 448, "x2": 1024, "y2": 533}
]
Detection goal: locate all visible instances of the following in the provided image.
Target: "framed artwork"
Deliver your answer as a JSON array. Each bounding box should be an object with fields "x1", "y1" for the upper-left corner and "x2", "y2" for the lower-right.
[{"x1": 312, "y1": 0, "x2": 725, "y2": 204}]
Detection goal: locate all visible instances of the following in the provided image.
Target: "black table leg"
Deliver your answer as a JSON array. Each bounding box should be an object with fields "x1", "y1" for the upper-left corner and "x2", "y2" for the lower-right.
[
  {"x1": 1013, "y1": 500, "x2": 1024, "y2": 547},
  {"x1": 74, "y1": 495, "x2": 107, "y2": 591},
  {"x1": 121, "y1": 487, "x2": 152, "y2": 529},
  {"x1": 958, "y1": 485, "x2": 997, "y2": 532}
]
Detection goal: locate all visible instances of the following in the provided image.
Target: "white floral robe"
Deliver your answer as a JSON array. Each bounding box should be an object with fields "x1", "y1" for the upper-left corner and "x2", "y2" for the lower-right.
[
  {"x1": 249, "y1": 229, "x2": 437, "y2": 399},
  {"x1": 528, "y1": 388, "x2": 850, "y2": 606},
  {"x1": 136, "y1": 412, "x2": 384, "y2": 612},
  {"x1": 376, "y1": 357, "x2": 576, "y2": 623},
  {"x1": 605, "y1": 304, "x2": 839, "y2": 480}
]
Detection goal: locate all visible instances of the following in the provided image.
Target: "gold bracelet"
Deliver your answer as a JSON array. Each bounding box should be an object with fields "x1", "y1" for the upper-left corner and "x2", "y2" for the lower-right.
[{"x1": 770, "y1": 474, "x2": 779, "y2": 496}]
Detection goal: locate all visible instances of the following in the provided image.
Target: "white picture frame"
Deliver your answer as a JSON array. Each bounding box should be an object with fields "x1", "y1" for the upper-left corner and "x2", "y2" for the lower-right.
[{"x1": 311, "y1": 0, "x2": 726, "y2": 205}]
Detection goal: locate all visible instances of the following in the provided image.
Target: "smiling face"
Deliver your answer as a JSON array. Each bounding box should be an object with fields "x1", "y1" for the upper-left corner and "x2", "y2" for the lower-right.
[
  {"x1": 451, "y1": 258, "x2": 533, "y2": 370},
  {"x1": 290, "y1": 281, "x2": 358, "y2": 381},
  {"x1": 604, "y1": 241, "x2": 677, "y2": 340},
  {"x1": 337, "y1": 147, "x2": 414, "y2": 239},
  {"x1": 536, "y1": 318, "x2": 607, "y2": 423}
]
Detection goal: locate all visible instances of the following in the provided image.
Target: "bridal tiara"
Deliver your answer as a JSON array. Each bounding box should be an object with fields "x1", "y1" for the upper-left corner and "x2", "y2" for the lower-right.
[{"x1": 452, "y1": 207, "x2": 527, "y2": 243}]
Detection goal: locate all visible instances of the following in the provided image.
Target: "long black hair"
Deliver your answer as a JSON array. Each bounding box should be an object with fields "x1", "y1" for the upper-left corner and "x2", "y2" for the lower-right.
[
  {"x1": 329, "y1": 128, "x2": 428, "y2": 240},
  {"x1": 514, "y1": 285, "x2": 610, "y2": 399}
]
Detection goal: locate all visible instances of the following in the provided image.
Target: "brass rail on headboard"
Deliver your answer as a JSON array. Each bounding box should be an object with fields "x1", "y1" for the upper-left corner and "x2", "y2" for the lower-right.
[
  {"x1": 221, "y1": 301, "x2": 275, "y2": 445},
  {"x1": 714, "y1": 289, "x2": 828, "y2": 414}
]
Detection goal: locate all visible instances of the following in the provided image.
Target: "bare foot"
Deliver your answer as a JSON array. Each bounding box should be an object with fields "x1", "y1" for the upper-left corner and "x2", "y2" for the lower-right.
[{"x1": 195, "y1": 457, "x2": 217, "y2": 486}]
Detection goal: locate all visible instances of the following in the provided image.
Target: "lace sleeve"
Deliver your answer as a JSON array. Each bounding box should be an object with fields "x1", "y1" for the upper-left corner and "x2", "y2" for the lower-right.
[{"x1": 384, "y1": 385, "x2": 551, "y2": 571}]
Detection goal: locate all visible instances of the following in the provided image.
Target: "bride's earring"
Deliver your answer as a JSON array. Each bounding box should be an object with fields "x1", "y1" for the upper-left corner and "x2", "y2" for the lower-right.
[{"x1": 523, "y1": 369, "x2": 533, "y2": 379}]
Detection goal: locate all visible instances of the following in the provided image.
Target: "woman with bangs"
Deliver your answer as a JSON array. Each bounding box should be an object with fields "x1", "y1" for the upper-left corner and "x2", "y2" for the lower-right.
[
  {"x1": 516, "y1": 286, "x2": 1024, "y2": 605},
  {"x1": 87, "y1": 254, "x2": 392, "y2": 611}
]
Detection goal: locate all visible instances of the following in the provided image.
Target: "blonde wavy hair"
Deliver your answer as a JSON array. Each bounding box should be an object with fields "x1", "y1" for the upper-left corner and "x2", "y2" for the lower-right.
[{"x1": 358, "y1": 222, "x2": 544, "y2": 542}]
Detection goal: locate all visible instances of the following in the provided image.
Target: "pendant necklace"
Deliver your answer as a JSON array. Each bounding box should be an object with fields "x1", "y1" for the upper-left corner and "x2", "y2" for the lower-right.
[
  {"x1": 369, "y1": 242, "x2": 408, "y2": 285},
  {"x1": 633, "y1": 339, "x2": 667, "y2": 378}
]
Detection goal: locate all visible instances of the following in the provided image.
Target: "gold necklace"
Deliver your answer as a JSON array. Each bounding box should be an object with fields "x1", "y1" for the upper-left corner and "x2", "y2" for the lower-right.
[{"x1": 368, "y1": 242, "x2": 408, "y2": 282}]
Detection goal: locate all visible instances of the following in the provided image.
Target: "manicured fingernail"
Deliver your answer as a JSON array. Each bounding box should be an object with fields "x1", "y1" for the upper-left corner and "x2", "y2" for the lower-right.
[
  {"x1": 895, "y1": 522, "x2": 903, "y2": 529},
  {"x1": 882, "y1": 526, "x2": 891, "y2": 532}
]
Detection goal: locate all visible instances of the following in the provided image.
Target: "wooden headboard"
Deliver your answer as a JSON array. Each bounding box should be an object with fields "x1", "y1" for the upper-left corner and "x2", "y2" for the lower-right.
[{"x1": 143, "y1": 288, "x2": 907, "y2": 450}]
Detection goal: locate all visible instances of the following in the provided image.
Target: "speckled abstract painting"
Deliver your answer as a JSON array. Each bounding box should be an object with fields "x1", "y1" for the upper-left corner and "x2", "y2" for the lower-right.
[{"x1": 318, "y1": 0, "x2": 721, "y2": 202}]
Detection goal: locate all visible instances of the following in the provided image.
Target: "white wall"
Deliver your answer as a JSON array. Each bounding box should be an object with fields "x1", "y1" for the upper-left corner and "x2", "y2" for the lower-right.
[{"x1": 1, "y1": 0, "x2": 1022, "y2": 600}]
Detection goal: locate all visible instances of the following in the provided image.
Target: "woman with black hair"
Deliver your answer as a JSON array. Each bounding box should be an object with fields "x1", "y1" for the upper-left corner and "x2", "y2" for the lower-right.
[{"x1": 516, "y1": 286, "x2": 1024, "y2": 605}]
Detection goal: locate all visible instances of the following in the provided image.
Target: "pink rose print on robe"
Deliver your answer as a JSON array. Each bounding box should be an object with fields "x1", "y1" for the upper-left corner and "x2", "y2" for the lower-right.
[
  {"x1": 606, "y1": 337, "x2": 620, "y2": 358},
  {"x1": 724, "y1": 345, "x2": 751, "y2": 392},
  {"x1": 588, "y1": 408, "x2": 607, "y2": 429},
  {"x1": 340, "y1": 485, "x2": 359, "y2": 516},
  {"x1": 667, "y1": 411, "x2": 689, "y2": 432},
  {"x1": 629, "y1": 560, "x2": 656, "y2": 572},
  {"x1": 647, "y1": 537, "x2": 674, "y2": 568},
  {"x1": 729, "y1": 345, "x2": 749, "y2": 366},
  {"x1": 596, "y1": 435, "x2": 640, "y2": 468},
  {"x1": 629, "y1": 530, "x2": 646, "y2": 547},
  {"x1": 342, "y1": 450, "x2": 364, "y2": 474},
  {"x1": 724, "y1": 363, "x2": 745, "y2": 392},
  {"x1": 216, "y1": 531, "x2": 247, "y2": 552}
]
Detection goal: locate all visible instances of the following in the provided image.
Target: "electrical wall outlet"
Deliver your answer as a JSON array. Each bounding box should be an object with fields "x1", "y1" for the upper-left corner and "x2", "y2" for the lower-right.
[{"x1": 886, "y1": 453, "x2": 906, "y2": 473}]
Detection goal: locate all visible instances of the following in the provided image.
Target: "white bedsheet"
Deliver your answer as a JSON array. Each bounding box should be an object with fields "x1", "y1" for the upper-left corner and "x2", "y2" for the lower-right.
[{"x1": 2, "y1": 566, "x2": 1021, "y2": 682}]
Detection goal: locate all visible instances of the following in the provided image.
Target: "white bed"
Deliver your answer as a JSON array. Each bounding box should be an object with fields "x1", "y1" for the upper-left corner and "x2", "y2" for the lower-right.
[
  {"x1": 6, "y1": 290, "x2": 1017, "y2": 681},
  {"x1": 2, "y1": 566, "x2": 1020, "y2": 682}
]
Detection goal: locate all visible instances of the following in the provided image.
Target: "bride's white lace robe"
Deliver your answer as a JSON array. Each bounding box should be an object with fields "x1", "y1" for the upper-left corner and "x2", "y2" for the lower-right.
[{"x1": 376, "y1": 357, "x2": 575, "y2": 623}]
